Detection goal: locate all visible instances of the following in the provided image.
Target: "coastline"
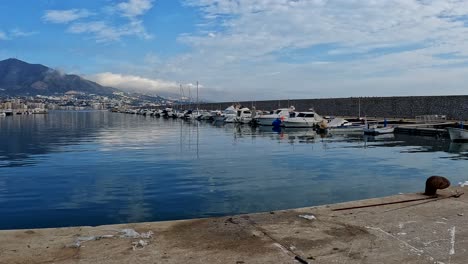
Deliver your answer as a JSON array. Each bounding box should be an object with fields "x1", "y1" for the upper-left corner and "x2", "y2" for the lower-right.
[{"x1": 1, "y1": 186, "x2": 467, "y2": 264}]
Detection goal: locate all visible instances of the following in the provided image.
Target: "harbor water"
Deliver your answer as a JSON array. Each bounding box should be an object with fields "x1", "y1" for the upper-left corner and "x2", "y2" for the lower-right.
[{"x1": 0, "y1": 111, "x2": 466, "y2": 230}]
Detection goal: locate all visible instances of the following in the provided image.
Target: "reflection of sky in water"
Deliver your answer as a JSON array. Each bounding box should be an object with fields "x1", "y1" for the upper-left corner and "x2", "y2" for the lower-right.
[{"x1": 0, "y1": 111, "x2": 467, "y2": 229}]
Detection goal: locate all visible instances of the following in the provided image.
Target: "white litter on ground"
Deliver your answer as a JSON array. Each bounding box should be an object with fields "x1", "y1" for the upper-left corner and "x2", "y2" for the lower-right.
[
  {"x1": 298, "y1": 214, "x2": 316, "y2": 220},
  {"x1": 69, "y1": 229, "x2": 154, "y2": 248},
  {"x1": 70, "y1": 235, "x2": 115, "y2": 248},
  {"x1": 120, "y1": 229, "x2": 154, "y2": 239},
  {"x1": 132, "y1": 240, "x2": 149, "y2": 250}
]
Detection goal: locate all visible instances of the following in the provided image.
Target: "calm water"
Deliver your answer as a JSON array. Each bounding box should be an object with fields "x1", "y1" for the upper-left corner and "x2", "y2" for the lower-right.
[{"x1": 0, "y1": 111, "x2": 466, "y2": 230}]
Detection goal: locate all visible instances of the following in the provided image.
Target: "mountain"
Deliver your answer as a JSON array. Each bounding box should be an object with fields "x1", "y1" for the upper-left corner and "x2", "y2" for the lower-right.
[{"x1": 0, "y1": 58, "x2": 117, "y2": 96}]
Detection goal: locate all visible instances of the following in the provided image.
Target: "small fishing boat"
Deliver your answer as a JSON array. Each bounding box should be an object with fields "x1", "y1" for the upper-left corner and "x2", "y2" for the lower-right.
[
  {"x1": 447, "y1": 127, "x2": 468, "y2": 142},
  {"x1": 363, "y1": 123, "x2": 394, "y2": 135}
]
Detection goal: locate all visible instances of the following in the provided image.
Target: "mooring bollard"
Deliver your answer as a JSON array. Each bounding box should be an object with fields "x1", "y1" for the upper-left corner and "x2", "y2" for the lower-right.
[{"x1": 424, "y1": 176, "x2": 450, "y2": 196}]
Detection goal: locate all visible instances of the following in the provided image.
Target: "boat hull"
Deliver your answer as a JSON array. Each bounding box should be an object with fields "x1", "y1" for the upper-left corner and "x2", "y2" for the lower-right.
[
  {"x1": 255, "y1": 117, "x2": 279, "y2": 126},
  {"x1": 328, "y1": 125, "x2": 365, "y2": 133},
  {"x1": 282, "y1": 119, "x2": 318, "y2": 128},
  {"x1": 363, "y1": 126, "x2": 394, "y2": 135},
  {"x1": 448, "y1": 127, "x2": 468, "y2": 142}
]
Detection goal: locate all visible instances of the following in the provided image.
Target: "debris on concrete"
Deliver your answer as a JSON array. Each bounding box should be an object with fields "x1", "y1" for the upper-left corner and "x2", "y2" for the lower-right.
[
  {"x1": 449, "y1": 227, "x2": 456, "y2": 255},
  {"x1": 2, "y1": 187, "x2": 467, "y2": 264},
  {"x1": 68, "y1": 229, "x2": 153, "y2": 248},
  {"x1": 298, "y1": 214, "x2": 316, "y2": 220},
  {"x1": 120, "y1": 229, "x2": 153, "y2": 239},
  {"x1": 132, "y1": 240, "x2": 149, "y2": 251},
  {"x1": 458, "y1": 213, "x2": 464, "y2": 216},
  {"x1": 70, "y1": 235, "x2": 115, "y2": 248}
]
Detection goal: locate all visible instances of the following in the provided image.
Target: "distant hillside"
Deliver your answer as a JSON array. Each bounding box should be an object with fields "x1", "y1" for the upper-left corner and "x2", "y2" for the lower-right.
[{"x1": 0, "y1": 58, "x2": 117, "y2": 96}]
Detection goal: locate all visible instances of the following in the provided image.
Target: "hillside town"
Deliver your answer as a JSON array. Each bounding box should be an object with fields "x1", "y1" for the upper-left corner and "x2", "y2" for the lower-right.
[{"x1": 0, "y1": 91, "x2": 180, "y2": 115}]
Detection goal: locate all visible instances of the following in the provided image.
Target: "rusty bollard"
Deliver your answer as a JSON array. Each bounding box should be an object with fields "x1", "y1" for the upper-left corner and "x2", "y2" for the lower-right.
[{"x1": 424, "y1": 176, "x2": 450, "y2": 196}]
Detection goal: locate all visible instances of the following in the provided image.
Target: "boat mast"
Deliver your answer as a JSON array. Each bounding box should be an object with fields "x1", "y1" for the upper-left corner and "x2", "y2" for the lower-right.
[
  {"x1": 188, "y1": 86, "x2": 192, "y2": 109},
  {"x1": 358, "y1": 97, "x2": 361, "y2": 118},
  {"x1": 196, "y1": 81, "x2": 199, "y2": 112}
]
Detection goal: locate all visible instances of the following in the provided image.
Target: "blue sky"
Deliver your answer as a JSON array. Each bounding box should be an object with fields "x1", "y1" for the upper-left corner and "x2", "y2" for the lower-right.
[{"x1": 1, "y1": 0, "x2": 468, "y2": 100}]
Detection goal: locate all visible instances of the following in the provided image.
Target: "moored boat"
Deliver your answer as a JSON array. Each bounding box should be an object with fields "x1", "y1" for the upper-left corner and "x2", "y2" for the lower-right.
[
  {"x1": 282, "y1": 111, "x2": 324, "y2": 128},
  {"x1": 255, "y1": 106, "x2": 296, "y2": 126},
  {"x1": 234, "y1": 107, "x2": 253, "y2": 124},
  {"x1": 447, "y1": 127, "x2": 468, "y2": 142},
  {"x1": 363, "y1": 124, "x2": 395, "y2": 135}
]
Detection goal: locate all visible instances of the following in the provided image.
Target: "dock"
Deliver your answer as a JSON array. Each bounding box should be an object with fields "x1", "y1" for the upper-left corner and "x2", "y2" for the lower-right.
[
  {"x1": 395, "y1": 122, "x2": 456, "y2": 138},
  {"x1": 1, "y1": 186, "x2": 467, "y2": 264}
]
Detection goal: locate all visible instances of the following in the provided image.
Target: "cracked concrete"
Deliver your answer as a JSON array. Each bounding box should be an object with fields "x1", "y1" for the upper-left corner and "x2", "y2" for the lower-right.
[{"x1": 0, "y1": 187, "x2": 467, "y2": 264}]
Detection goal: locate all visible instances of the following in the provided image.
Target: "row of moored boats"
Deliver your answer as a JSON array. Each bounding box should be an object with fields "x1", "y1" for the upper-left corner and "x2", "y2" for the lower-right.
[{"x1": 118, "y1": 105, "x2": 399, "y2": 135}]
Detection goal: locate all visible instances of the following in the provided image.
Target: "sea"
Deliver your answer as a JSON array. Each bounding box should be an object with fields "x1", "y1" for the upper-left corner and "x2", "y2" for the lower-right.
[{"x1": 0, "y1": 110, "x2": 466, "y2": 230}]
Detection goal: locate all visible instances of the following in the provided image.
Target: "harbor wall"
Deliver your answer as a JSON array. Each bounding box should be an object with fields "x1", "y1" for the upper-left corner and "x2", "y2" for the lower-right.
[{"x1": 192, "y1": 95, "x2": 468, "y2": 120}]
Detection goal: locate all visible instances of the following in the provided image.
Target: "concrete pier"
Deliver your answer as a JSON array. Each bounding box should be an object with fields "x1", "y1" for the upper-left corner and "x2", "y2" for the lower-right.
[{"x1": 1, "y1": 187, "x2": 467, "y2": 264}]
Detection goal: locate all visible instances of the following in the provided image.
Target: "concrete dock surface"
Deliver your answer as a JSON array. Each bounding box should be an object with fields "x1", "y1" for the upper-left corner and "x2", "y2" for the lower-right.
[{"x1": 1, "y1": 187, "x2": 467, "y2": 264}]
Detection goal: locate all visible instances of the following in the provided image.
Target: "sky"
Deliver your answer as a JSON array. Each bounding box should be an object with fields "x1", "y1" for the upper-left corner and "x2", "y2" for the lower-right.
[{"x1": 1, "y1": 0, "x2": 468, "y2": 101}]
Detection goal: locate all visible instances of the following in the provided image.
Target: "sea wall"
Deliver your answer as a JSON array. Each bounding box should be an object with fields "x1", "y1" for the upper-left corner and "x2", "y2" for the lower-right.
[{"x1": 192, "y1": 95, "x2": 468, "y2": 120}]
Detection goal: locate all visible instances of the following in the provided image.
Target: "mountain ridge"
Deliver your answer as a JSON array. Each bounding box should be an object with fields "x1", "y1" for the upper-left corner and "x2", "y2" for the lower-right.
[{"x1": 0, "y1": 58, "x2": 118, "y2": 96}]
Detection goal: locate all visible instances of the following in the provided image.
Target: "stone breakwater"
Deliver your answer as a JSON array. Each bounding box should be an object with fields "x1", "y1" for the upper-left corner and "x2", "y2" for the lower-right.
[{"x1": 194, "y1": 95, "x2": 468, "y2": 120}]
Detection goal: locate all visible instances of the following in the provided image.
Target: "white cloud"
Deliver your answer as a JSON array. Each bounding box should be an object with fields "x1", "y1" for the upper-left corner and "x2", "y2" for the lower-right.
[
  {"x1": 153, "y1": 0, "x2": 468, "y2": 100},
  {"x1": 67, "y1": 20, "x2": 152, "y2": 42},
  {"x1": 117, "y1": 0, "x2": 154, "y2": 18},
  {"x1": 10, "y1": 29, "x2": 37, "y2": 38},
  {"x1": 43, "y1": 9, "x2": 93, "y2": 24},
  {"x1": 90, "y1": 72, "x2": 180, "y2": 95},
  {"x1": 0, "y1": 31, "x2": 7, "y2": 40},
  {"x1": 68, "y1": 22, "x2": 121, "y2": 42},
  {"x1": 43, "y1": 2, "x2": 153, "y2": 42},
  {"x1": 0, "y1": 29, "x2": 37, "y2": 40}
]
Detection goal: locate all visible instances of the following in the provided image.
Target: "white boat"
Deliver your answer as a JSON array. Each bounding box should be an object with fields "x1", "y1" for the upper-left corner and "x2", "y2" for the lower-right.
[
  {"x1": 327, "y1": 118, "x2": 353, "y2": 128},
  {"x1": 327, "y1": 118, "x2": 365, "y2": 133},
  {"x1": 363, "y1": 124, "x2": 395, "y2": 135},
  {"x1": 447, "y1": 127, "x2": 468, "y2": 142},
  {"x1": 196, "y1": 110, "x2": 212, "y2": 120},
  {"x1": 234, "y1": 107, "x2": 253, "y2": 124},
  {"x1": 223, "y1": 106, "x2": 238, "y2": 123},
  {"x1": 0, "y1": 112, "x2": 5, "y2": 117},
  {"x1": 282, "y1": 111, "x2": 324, "y2": 128},
  {"x1": 255, "y1": 106, "x2": 296, "y2": 126},
  {"x1": 161, "y1": 108, "x2": 175, "y2": 118},
  {"x1": 328, "y1": 125, "x2": 366, "y2": 133}
]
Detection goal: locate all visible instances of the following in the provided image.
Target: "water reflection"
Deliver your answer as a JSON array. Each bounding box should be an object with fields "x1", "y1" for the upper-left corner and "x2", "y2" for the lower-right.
[{"x1": 0, "y1": 111, "x2": 466, "y2": 230}]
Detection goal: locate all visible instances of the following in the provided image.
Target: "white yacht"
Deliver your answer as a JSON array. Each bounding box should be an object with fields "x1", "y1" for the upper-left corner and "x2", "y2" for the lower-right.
[
  {"x1": 255, "y1": 106, "x2": 296, "y2": 126},
  {"x1": 223, "y1": 106, "x2": 238, "y2": 123},
  {"x1": 234, "y1": 107, "x2": 253, "y2": 124},
  {"x1": 282, "y1": 111, "x2": 324, "y2": 128},
  {"x1": 211, "y1": 110, "x2": 225, "y2": 122},
  {"x1": 196, "y1": 110, "x2": 212, "y2": 120}
]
